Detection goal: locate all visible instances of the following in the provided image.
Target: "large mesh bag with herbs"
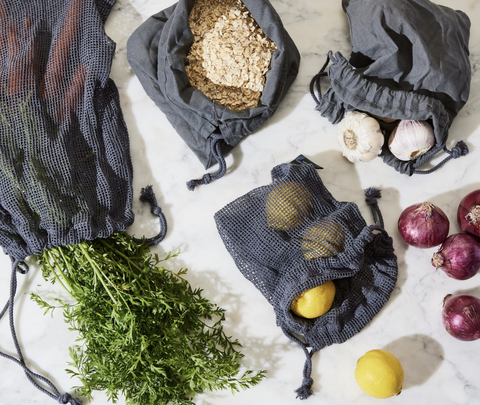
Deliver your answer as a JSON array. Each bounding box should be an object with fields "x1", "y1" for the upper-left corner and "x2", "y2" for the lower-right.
[
  {"x1": 0, "y1": 1, "x2": 160, "y2": 404},
  {"x1": 310, "y1": 0, "x2": 471, "y2": 175},
  {"x1": 214, "y1": 160, "x2": 398, "y2": 399},
  {"x1": 127, "y1": 0, "x2": 301, "y2": 190},
  {"x1": 0, "y1": 0, "x2": 134, "y2": 260}
]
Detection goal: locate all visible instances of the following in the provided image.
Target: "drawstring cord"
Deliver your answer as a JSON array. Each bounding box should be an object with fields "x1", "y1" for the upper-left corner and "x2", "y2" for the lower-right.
[
  {"x1": 310, "y1": 51, "x2": 337, "y2": 106},
  {"x1": 365, "y1": 187, "x2": 384, "y2": 228},
  {"x1": 281, "y1": 326, "x2": 316, "y2": 400},
  {"x1": 0, "y1": 259, "x2": 82, "y2": 405},
  {"x1": 132, "y1": 185, "x2": 167, "y2": 246},
  {"x1": 186, "y1": 133, "x2": 227, "y2": 191},
  {"x1": 413, "y1": 140, "x2": 468, "y2": 175}
]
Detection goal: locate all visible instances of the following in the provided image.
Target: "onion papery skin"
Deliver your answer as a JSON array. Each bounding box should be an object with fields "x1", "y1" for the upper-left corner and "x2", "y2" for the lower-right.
[
  {"x1": 432, "y1": 233, "x2": 480, "y2": 280},
  {"x1": 458, "y1": 189, "x2": 480, "y2": 238},
  {"x1": 442, "y1": 294, "x2": 480, "y2": 341},
  {"x1": 398, "y1": 202, "x2": 449, "y2": 248}
]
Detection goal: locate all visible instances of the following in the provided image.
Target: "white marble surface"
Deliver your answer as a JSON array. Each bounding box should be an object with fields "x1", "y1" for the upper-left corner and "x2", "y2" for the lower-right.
[{"x1": 2, "y1": 0, "x2": 480, "y2": 404}]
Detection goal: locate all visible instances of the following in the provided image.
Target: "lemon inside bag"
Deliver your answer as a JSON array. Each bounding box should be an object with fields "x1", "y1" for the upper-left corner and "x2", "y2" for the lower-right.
[
  {"x1": 301, "y1": 220, "x2": 346, "y2": 259},
  {"x1": 265, "y1": 181, "x2": 314, "y2": 231},
  {"x1": 290, "y1": 280, "x2": 336, "y2": 319}
]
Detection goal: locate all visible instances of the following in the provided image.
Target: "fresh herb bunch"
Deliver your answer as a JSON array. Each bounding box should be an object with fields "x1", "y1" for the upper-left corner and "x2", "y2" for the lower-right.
[{"x1": 32, "y1": 232, "x2": 265, "y2": 405}]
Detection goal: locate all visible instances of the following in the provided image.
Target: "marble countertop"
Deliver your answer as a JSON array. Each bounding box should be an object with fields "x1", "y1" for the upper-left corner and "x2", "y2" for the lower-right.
[{"x1": 2, "y1": 0, "x2": 480, "y2": 404}]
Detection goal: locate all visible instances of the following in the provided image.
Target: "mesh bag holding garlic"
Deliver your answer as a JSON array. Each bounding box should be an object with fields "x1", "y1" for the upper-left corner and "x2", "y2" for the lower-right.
[
  {"x1": 310, "y1": 0, "x2": 471, "y2": 176},
  {"x1": 214, "y1": 159, "x2": 398, "y2": 399},
  {"x1": 127, "y1": 0, "x2": 300, "y2": 189}
]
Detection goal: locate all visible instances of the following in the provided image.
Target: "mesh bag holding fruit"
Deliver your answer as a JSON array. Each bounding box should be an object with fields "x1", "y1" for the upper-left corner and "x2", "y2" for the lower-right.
[
  {"x1": 127, "y1": 0, "x2": 301, "y2": 190},
  {"x1": 214, "y1": 159, "x2": 398, "y2": 399},
  {"x1": 310, "y1": 0, "x2": 471, "y2": 175}
]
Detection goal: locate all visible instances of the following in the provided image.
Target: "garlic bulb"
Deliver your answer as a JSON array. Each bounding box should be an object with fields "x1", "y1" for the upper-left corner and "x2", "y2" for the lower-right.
[
  {"x1": 388, "y1": 120, "x2": 435, "y2": 161},
  {"x1": 337, "y1": 111, "x2": 385, "y2": 163}
]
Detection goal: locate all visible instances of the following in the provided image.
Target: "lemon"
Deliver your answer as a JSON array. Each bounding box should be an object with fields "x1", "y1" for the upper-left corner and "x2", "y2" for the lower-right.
[
  {"x1": 290, "y1": 280, "x2": 336, "y2": 319},
  {"x1": 301, "y1": 220, "x2": 346, "y2": 260},
  {"x1": 355, "y1": 349, "x2": 404, "y2": 399},
  {"x1": 265, "y1": 181, "x2": 313, "y2": 231}
]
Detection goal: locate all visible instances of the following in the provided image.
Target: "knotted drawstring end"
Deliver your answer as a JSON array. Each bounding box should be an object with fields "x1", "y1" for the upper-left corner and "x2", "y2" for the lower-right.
[
  {"x1": 413, "y1": 140, "x2": 469, "y2": 175},
  {"x1": 186, "y1": 173, "x2": 214, "y2": 191},
  {"x1": 449, "y1": 140, "x2": 468, "y2": 159},
  {"x1": 187, "y1": 134, "x2": 227, "y2": 191},
  {"x1": 365, "y1": 187, "x2": 384, "y2": 228},
  {"x1": 365, "y1": 187, "x2": 382, "y2": 202},
  {"x1": 295, "y1": 377, "x2": 314, "y2": 400},
  {"x1": 132, "y1": 185, "x2": 167, "y2": 246},
  {"x1": 58, "y1": 392, "x2": 82, "y2": 405}
]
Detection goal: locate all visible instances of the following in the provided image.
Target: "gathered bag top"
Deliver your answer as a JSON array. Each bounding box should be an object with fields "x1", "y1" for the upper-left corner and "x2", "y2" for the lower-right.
[{"x1": 311, "y1": 0, "x2": 471, "y2": 175}]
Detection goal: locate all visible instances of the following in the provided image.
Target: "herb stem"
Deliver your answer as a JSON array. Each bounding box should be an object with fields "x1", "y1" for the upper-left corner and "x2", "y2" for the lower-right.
[
  {"x1": 44, "y1": 250, "x2": 73, "y2": 296},
  {"x1": 98, "y1": 238, "x2": 143, "y2": 272},
  {"x1": 77, "y1": 243, "x2": 118, "y2": 306}
]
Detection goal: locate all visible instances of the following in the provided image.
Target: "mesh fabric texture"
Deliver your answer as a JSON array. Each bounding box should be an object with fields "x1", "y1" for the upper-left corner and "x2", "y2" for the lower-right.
[
  {"x1": 311, "y1": 0, "x2": 471, "y2": 175},
  {"x1": 214, "y1": 162, "x2": 398, "y2": 398},
  {"x1": 0, "y1": 0, "x2": 134, "y2": 260}
]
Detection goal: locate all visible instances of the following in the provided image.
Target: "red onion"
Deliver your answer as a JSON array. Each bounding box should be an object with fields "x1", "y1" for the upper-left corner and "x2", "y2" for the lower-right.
[
  {"x1": 398, "y1": 202, "x2": 449, "y2": 248},
  {"x1": 458, "y1": 189, "x2": 480, "y2": 238},
  {"x1": 442, "y1": 294, "x2": 480, "y2": 341},
  {"x1": 432, "y1": 233, "x2": 480, "y2": 280}
]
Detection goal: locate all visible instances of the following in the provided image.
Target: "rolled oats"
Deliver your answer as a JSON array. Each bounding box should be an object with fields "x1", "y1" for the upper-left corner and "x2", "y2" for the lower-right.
[{"x1": 186, "y1": 0, "x2": 276, "y2": 111}]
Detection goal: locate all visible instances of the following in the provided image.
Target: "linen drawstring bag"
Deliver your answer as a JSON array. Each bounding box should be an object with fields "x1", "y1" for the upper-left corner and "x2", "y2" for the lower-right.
[
  {"x1": 127, "y1": 0, "x2": 301, "y2": 190},
  {"x1": 310, "y1": 0, "x2": 471, "y2": 175},
  {"x1": 0, "y1": 1, "x2": 165, "y2": 403},
  {"x1": 214, "y1": 159, "x2": 398, "y2": 399}
]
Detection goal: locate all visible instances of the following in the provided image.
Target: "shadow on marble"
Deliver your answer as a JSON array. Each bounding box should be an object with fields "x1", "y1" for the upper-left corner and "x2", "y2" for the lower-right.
[
  {"x1": 179, "y1": 266, "x2": 289, "y2": 376},
  {"x1": 452, "y1": 285, "x2": 480, "y2": 299},
  {"x1": 382, "y1": 334, "x2": 444, "y2": 390},
  {"x1": 122, "y1": 90, "x2": 174, "y2": 242}
]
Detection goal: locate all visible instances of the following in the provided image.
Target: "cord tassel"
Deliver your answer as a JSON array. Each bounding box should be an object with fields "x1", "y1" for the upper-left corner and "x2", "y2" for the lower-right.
[
  {"x1": 186, "y1": 133, "x2": 227, "y2": 191},
  {"x1": 365, "y1": 187, "x2": 384, "y2": 228},
  {"x1": 282, "y1": 327, "x2": 316, "y2": 400},
  {"x1": 132, "y1": 185, "x2": 167, "y2": 246}
]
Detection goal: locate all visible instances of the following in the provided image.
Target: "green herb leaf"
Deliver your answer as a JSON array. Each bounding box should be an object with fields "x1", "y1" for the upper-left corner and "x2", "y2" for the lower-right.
[{"x1": 34, "y1": 232, "x2": 265, "y2": 405}]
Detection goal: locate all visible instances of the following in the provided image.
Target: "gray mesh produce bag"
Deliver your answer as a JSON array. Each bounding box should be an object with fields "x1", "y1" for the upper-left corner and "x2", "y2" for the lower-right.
[
  {"x1": 127, "y1": 0, "x2": 301, "y2": 190},
  {"x1": 310, "y1": 0, "x2": 471, "y2": 175},
  {"x1": 214, "y1": 159, "x2": 398, "y2": 399},
  {"x1": 0, "y1": 1, "x2": 164, "y2": 403}
]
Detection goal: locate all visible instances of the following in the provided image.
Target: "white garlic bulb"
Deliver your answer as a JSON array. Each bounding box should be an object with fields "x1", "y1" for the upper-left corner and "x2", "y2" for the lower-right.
[
  {"x1": 337, "y1": 111, "x2": 385, "y2": 163},
  {"x1": 388, "y1": 120, "x2": 435, "y2": 161}
]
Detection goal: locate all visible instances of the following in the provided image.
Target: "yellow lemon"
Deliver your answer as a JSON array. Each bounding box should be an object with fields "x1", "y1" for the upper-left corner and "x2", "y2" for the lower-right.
[
  {"x1": 301, "y1": 220, "x2": 346, "y2": 260},
  {"x1": 290, "y1": 280, "x2": 336, "y2": 319},
  {"x1": 355, "y1": 349, "x2": 404, "y2": 399},
  {"x1": 265, "y1": 181, "x2": 313, "y2": 231}
]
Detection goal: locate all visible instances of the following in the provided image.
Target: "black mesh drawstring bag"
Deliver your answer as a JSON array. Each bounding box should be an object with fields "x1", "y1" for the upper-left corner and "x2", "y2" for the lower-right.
[
  {"x1": 310, "y1": 0, "x2": 471, "y2": 175},
  {"x1": 126, "y1": 0, "x2": 301, "y2": 190},
  {"x1": 214, "y1": 158, "x2": 398, "y2": 399},
  {"x1": 0, "y1": 1, "x2": 166, "y2": 404}
]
